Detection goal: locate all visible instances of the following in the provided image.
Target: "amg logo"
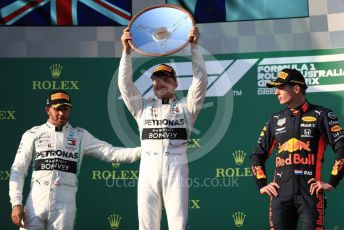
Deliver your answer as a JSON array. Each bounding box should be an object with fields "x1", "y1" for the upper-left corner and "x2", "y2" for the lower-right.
[
  {"x1": 32, "y1": 81, "x2": 79, "y2": 90},
  {"x1": 0, "y1": 111, "x2": 15, "y2": 120}
]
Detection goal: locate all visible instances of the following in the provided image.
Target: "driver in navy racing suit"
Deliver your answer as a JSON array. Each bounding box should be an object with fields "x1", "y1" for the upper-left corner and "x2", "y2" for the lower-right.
[{"x1": 251, "y1": 69, "x2": 344, "y2": 230}]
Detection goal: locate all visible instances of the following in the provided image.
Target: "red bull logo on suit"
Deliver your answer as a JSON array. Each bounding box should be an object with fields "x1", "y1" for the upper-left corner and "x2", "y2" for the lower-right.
[
  {"x1": 278, "y1": 138, "x2": 310, "y2": 153},
  {"x1": 276, "y1": 138, "x2": 314, "y2": 167},
  {"x1": 276, "y1": 154, "x2": 315, "y2": 167}
]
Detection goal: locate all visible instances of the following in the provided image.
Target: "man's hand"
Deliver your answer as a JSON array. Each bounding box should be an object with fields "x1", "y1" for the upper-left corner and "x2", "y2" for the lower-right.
[
  {"x1": 189, "y1": 26, "x2": 199, "y2": 47},
  {"x1": 308, "y1": 178, "x2": 334, "y2": 196},
  {"x1": 11, "y1": 205, "x2": 26, "y2": 228},
  {"x1": 121, "y1": 27, "x2": 132, "y2": 54},
  {"x1": 259, "y1": 182, "x2": 280, "y2": 197}
]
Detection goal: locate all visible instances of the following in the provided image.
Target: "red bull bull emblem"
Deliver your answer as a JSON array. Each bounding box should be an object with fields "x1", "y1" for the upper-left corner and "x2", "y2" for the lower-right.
[{"x1": 278, "y1": 138, "x2": 310, "y2": 153}]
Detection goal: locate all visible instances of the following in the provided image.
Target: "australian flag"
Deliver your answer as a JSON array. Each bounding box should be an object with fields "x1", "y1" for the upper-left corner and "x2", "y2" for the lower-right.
[{"x1": 0, "y1": 0, "x2": 131, "y2": 26}]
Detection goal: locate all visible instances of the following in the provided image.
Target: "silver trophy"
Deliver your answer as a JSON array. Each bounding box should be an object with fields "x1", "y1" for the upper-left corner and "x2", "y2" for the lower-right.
[{"x1": 128, "y1": 4, "x2": 195, "y2": 56}]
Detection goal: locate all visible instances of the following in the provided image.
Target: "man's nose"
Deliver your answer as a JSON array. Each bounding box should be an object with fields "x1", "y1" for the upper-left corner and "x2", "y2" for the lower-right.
[{"x1": 274, "y1": 88, "x2": 279, "y2": 95}]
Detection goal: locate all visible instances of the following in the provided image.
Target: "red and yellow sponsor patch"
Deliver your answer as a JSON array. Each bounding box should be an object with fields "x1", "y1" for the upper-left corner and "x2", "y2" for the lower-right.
[
  {"x1": 153, "y1": 65, "x2": 173, "y2": 73},
  {"x1": 302, "y1": 116, "x2": 316, "y2": 122},
  {"x1": 278, "y1": 71, "x2": 288, "y2": 80},
  {"x1": 277, "y1": 138, "x2": 310, "y2": 153},
  {"x1": 51, "y1": 92, "x2": 70, "y2": 101},
  {"x1": 252, "y1": 166, "x2": 266, "y2": 179},
  {"x1": 331, "y1": 159, "x2": 344, "y2": 175},
  {"x1": 331, "y1": 125, "x2": 342, "y2": 132}
]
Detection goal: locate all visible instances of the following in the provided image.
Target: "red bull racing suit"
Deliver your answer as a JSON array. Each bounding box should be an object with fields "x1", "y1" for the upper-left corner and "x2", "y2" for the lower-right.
[
  {"x1": 251, "y1": 101, "x2": 344, "y2": 230},
  {"x1": 9, "y1": 122, "x2": 141, "y2": 230}
]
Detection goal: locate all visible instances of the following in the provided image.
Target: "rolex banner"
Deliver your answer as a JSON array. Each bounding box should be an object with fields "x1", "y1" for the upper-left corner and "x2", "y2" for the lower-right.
[{"x1": 1, "y1": 48, "x2": 344, "y2": 229}]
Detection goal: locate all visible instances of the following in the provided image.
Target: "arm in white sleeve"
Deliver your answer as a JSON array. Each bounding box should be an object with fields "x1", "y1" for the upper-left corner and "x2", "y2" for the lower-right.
[
  {"x1": 9, "y1": 131, "x2": 35, "y2": 207},
  {"x1": 186, "y1": 46, "x2": 208, "y2": 120},
  {"x1": 82, "y1": 129, "x2": 141, "y2": 163},
  {"x1": 118, "y1": 51, "x2": 144, "y2": 121}
]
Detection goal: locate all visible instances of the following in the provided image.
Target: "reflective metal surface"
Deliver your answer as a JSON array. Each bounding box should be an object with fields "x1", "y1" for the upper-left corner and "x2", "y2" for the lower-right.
[{"x1": 128, "y1": 5, "x2": 195, "y2": 56}]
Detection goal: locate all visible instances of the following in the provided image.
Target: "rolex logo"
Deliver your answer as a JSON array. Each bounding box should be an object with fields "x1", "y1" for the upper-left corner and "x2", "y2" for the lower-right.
[
  {"x1": 49, "y1": 64, "x2": 63, "y2": 78},
  {"x1": 108, "y1": 213, "x2": 121, "y2": 229},
  {"x1": 232, "y1": 211, "x2": 246, "y2": 227},
  {"x1": 233, "y1": 150, "x2": 246, "y2": 165}
]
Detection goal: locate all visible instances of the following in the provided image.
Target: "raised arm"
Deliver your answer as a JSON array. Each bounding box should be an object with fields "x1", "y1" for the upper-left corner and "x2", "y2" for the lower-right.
[
  {"x1": 118, "y1": 28, "x2": 144, "y2": 121},
  {"x1": 186, "y1": 26, "x2": 208, "y2": 120}
]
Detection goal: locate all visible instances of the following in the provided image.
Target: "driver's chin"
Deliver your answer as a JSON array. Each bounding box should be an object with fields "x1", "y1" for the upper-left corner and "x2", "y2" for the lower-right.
[
  {"x1": 57, "y1": 118, "x2": 67, "y2": 126},
  {"x1": 155, "y1": 89, "x2": 170, "y2": 99},
  {"x1": 279, "y1": 98, "x2": 289, "y2": 105},
  {"x1": 278, "y1": 99, "x2": 285, "y2": 105}
]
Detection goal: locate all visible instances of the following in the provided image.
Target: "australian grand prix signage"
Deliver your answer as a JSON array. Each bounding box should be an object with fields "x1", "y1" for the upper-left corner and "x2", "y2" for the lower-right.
[{"x1": 257, "y1": 52, "x2": 344, "y2": 95}]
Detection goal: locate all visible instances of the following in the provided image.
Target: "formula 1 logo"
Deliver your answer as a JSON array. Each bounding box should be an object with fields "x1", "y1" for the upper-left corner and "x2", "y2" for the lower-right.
[{"x1": 123, "y1": 59, "x2": 258, "y2": 98}]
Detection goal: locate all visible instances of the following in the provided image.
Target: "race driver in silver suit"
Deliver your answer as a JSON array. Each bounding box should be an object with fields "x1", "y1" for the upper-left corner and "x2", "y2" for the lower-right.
[
  {"x1": 119, "y1": 26, "x2": 207, "y2": 230},
  {"x1": 9, "y1": 90, "x2": 141, "y2": 230}
]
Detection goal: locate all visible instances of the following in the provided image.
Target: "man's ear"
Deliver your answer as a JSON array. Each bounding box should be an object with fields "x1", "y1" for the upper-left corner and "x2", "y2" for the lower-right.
[
  {"x1": 45, "y1": 107, "x2": 50, "y2": 114},
  {"x1": 295, "y1": 85, "x2": 302, "y2": 95}
]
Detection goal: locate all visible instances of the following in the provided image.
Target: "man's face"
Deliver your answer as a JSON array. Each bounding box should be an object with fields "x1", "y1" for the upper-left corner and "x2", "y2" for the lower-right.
[
  {"x1": 274, "y1": 84, "x2": 297, "y2": 105},
  {"x1": 46, "y1": 105, "x2": 71, "y2": 126},
  {"x1": 152, "y1": 76, "x2": 178, "y2": 99}
]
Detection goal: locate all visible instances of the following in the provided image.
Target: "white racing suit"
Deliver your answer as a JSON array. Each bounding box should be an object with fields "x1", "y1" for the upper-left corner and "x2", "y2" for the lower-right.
[
  {"x1": 118, "y1": 47, "x2": 207, "y2": 230},
  {"x1": 9, "y1": 122, "x2": 141, "y2": 230}
]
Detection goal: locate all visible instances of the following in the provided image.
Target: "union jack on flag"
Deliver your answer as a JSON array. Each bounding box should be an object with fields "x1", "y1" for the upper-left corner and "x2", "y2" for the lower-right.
[{"x1": 0, "y1": 0, "x2": 132, "y2": 26}]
